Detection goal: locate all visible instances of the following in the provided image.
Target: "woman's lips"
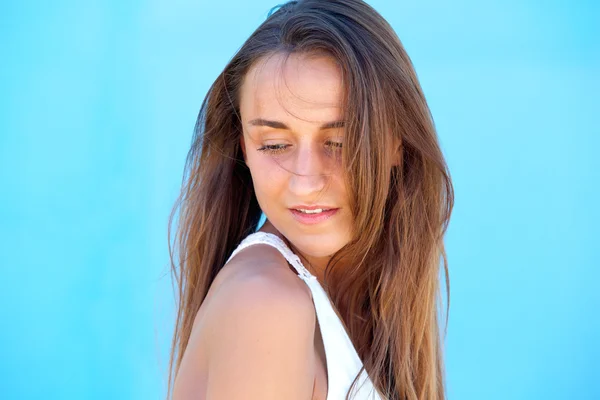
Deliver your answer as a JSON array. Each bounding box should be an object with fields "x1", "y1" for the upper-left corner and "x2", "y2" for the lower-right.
[{"x1": 289, "y1": 208, "x2": 339, "y2": 225}]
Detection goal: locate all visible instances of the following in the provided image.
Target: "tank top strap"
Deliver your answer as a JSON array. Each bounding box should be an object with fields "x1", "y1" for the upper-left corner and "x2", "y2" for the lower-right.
[{"x1": 226, "y1": 232, "x2": 317, "y2": 282}]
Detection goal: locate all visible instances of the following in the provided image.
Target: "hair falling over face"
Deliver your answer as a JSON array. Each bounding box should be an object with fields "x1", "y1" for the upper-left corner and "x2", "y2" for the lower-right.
[{"x1": 167, "y1": 1, "x2": 454, "y2": 399}]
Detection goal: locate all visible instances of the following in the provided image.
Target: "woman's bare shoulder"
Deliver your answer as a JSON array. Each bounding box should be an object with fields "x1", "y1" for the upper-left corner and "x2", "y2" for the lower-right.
[
  {"x1": 217, "y1": 241, "x2": 313, "y2": 306},
  {"x1": 173, "y1": 245, "x2": 317, "y2": 400},
  {"x1": 212, "y1": 243, "x2": 315, "y2": 319}
]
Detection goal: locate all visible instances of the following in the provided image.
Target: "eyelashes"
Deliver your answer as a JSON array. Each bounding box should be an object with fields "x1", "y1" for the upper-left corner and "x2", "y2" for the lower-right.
[
  {"x1": 257, "y1": 141, "x2": 343, "y2": 155},
  {"x1": 257, "y1": 144, "x2": 290, "y2": 155}
]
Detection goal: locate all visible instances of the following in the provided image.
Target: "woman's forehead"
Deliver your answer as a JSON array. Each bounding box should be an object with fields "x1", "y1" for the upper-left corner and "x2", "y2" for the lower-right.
[{"x1": 240, "y1": 52, "x2": 344, "y2": 125}]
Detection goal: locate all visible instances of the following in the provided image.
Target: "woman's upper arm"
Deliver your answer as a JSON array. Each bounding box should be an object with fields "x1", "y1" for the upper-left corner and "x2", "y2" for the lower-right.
[{"x1": 203, "y1": 273, "x2": 316, "y2": 400}]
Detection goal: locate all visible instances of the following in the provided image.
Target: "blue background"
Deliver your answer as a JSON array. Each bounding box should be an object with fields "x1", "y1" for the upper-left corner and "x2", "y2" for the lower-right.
[{"x1": 1, "y1": 1, "x2": 598, "y2": 399}]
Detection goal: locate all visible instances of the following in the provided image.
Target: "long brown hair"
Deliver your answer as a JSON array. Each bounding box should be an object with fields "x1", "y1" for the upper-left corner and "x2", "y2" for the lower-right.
[{"x1": 167, "y1": 1, "x2": 454, "y2": 399}]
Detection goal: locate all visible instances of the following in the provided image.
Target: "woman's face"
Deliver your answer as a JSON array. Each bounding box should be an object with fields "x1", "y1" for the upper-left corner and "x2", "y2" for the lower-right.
[{"x1": 239, "y1": 52, "x2": 352, "y2": 272}]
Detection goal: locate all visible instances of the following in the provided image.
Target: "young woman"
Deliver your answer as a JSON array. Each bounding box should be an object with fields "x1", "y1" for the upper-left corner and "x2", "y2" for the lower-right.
[{"x1": 167, "y1": 1, "x2": 454, "y2": 399}]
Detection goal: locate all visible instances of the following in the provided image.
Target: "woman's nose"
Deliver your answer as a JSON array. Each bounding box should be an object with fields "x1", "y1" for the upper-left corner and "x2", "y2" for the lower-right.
[{"x1": 287, "y1": 144, "x2": 328, "y2": 197}]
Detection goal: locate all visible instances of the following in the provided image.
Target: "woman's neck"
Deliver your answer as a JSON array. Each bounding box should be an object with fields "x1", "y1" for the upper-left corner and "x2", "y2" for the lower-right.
[{"x1": 257, "y1": 219, "x2": 332, "y2": 287}]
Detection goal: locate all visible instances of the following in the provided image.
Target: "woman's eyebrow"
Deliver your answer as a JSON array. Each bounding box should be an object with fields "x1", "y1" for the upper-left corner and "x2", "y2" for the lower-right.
[{"x1": 247, "y1": 118, "x2": 345, "y2": 130}]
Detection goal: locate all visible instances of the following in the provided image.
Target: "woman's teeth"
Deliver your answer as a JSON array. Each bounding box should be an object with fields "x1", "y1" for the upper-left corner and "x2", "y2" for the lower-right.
[{"x1": 296, "y1": 208, "x2": 326, "y2": 214}]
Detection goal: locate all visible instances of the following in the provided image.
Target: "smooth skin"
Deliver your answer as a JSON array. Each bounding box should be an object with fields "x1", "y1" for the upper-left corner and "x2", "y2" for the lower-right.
[
  {"x1": 239, "y1": 51, "x2": 353, "y2": 284},
  {"x1": 172, "y1": 222, "x2": 327, "y2": 400},
  {"x1": 173, "y1": 52, "x2": 345, "y2": 399}
]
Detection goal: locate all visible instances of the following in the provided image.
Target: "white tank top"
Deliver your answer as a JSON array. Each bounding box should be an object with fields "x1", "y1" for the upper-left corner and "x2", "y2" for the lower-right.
[{"x1": 226, "y1": 232, "x2": 383, "y2": 400}]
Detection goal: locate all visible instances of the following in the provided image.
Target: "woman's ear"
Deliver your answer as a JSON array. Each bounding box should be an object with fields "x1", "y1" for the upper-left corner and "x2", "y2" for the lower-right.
[{"x1": 391, "y1": 137, "x2": 402, "y2": 167}]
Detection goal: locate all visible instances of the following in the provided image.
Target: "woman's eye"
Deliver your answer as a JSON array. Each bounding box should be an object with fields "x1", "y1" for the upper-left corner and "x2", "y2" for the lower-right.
[
  {"x1": 257, "y1": 142, "x2": 342, "y2": 155},
  {"x1": 257, "y1": 144, "x2": 290, "y2": 154}
]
